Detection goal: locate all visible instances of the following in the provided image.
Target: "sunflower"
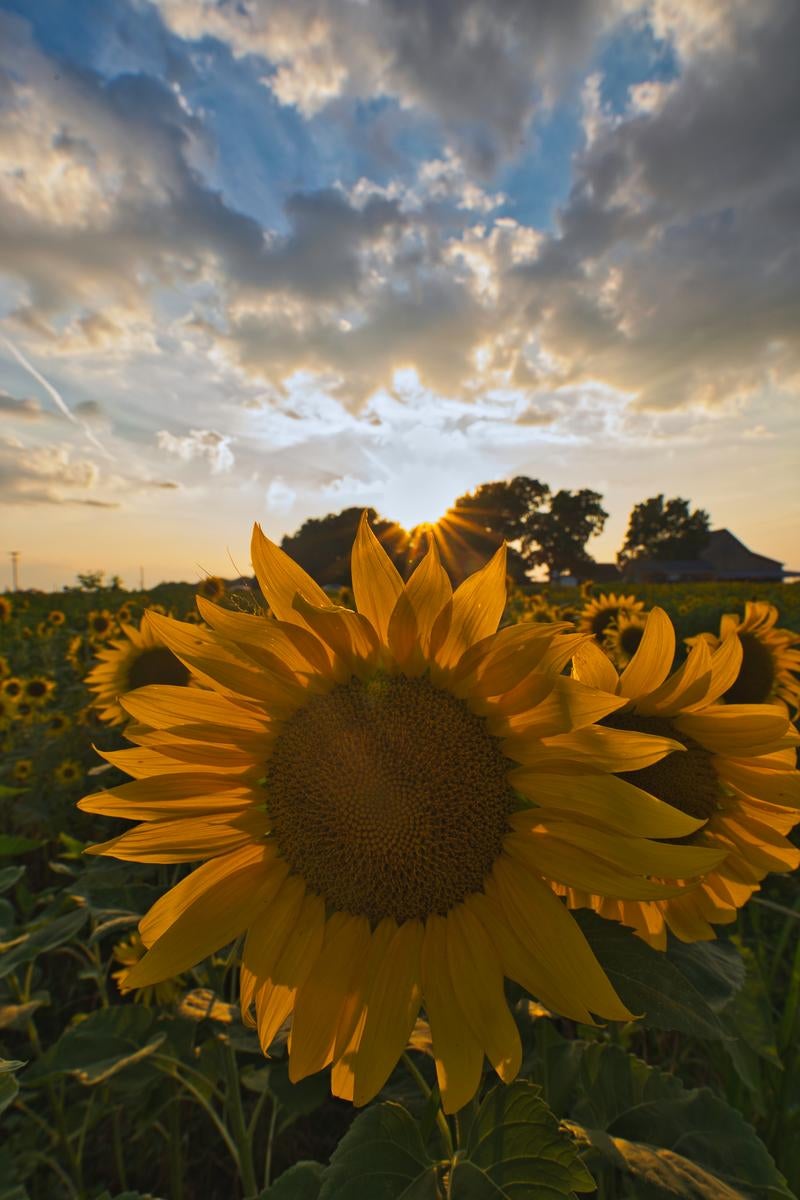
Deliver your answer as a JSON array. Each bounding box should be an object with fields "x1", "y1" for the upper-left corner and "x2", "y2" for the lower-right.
[
  {"x1": 117, "y1": 604, "x2": 133, "y2": 624},
  {"x1": 87, "y1": 610, "x2": 116, "y2": 640},
  {"x1": 48, "y1": 609, "x2": 66, "y2": 627},
  {"x1": 1, "y1": 678, "x2": 23, "y2": 701},
  {"x1": 579, "y1": 592, "x2": 646, "y2": 642},
  {"x1": 111, "y1": 931, "x2": 185, "y2": 1007},
  {"x1": 86, "y1": 618, "x2": 192, "y2": 725},
  {"x1": 197, "y1": 576, "x2": 226, "y2": 602},
  {"x1": 0, "y1": 596, "x2": 12, "y2": 622},
  {"x1": 12, "y1": 759, "x2": 33, "y2": 783},
  {"x1": 686, "y1": 601, "x2": 800, "y2": 713},
  {"x1": 0, "y1": 655, "x2": 10, "y2": 679},
  {"x1": 604, "y1": 613, "x2": 647, "y2": 668},
  {"x1": 23, "y1": 676, "x2": 55, "y2": 706},
  {"x1": 46, "y1": 712, "x2": 71, "y2": 737},
  {"x1": 55, "y1": 759, "x2": 83, "y2": 787},
  {"x1": 35, "y1": 620, "x2": 53, "y2": 639},
  {"x1": 570, "y1": 609, "x2": 800, "y2": 949},
  {"x1": 80, "y1": 517, "x2": 726, "y2": 1114}
]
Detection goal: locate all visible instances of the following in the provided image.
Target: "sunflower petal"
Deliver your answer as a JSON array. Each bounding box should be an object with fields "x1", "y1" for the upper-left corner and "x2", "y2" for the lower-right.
[
  {"x1": 571, "y1": 641, "x2": 620, "y2": 694},
  {"x1": 255, "y1": 891, "x2": 325, "y2": 1053},
  {"x1": 251, "y1": 524, "x2": 334, "y2": 627},
  {"x1": 421, "y1": 914, "x2": 484, "y2": 1114},
  {"x1": 433, "y1": 544, "x2": 507, "y2": 670},
  {"x1": 618, "y1": 607, "x2": 675, "y2": 700},
  {"x1": 351, "y1": 512, "x2": 405, "y2": 642}
]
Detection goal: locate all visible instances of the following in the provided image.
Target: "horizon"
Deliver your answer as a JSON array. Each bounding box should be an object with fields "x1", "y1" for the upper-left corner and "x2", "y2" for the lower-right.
[{"x1": 1, "y1": 1, "x2": 798, "y2": 590}]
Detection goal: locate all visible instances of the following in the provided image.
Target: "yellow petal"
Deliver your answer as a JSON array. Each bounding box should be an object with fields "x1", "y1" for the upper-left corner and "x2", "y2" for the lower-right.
[
  {"x1": 405, "y1": 539, "x2": 452, "y2": 653},
  {"x1": 251, "y1": 523, "x2": 334, "y2": 627},
  {"x1": 120, "y1": 685, "x2": 268, "y2": 732},
  {"x1": 680, "y1": 635, "x2": 743, "y2": 711},
  {"x1": 331, "y1": 918, "x2": 398, "y2": 1102},
  {"x1": 387, "y1": 590, "x2": 420, "y2": 672},
  {"x1": 635, "y1": 638, "x2": 713, "y2": 717},
  {"x1": 495, "y1": 676, "x2": 628, "y2": 738},
  {"x1": 78, "y1": 774, "x2": 256, "y2": 819},
  {"x1": 675, "y1": 706, "x2": 792, "y2": 756},
  {"x1": 351, "y1": 512, "x2": 405, "y2": 642},
  {"x1": 196, "y1": 596, "x2": 331, "y2": 672},
  {"x1": 491, "y1": 857, "x2": 633, "y2": 1021},
  {"x1": 506, "y1": 833, "x2": 688, "y2": 899},
  {"x1": 85, "y1": 809, "x2": 269, "y2": 863},
  {"x1": 505, "y1": 725, "x2": 684, "y2": 774},
  {"x1": 125, "y1": 847, "x2": 285, "y2": 988},
  {"x1": 571, "y1": 640, "x2": 620, "y2": 693},
  {"x1": 508, "y1": 770, "x2": 703, "y2": 838},
  {"x1": 292, "y1": 596, "x2": 379, "y2": 667},
  {"x1": 618, "y1": 607, "x2": 675, "y2": 700},
  {"x1": 420, "y1": 914, "x2": 484, "y2": 1114},
  {"x1": 433, "y1": 543, "x2": 507, "y2": 670},
  {"x1": 351, "y1": 920, "x2": 424, "y2": 1107},
  {"x1": 446, "y1": 905, "x2": 521, "y2": 1084},
  {"x1": 243, "y1": 874, "x2": 306, "y2": 981},
  {"x1": 289, "y1": 913, "x2": 371, "y2": 1082},
  {"x1": 509, "y1": 821, "x2": 726, "y2": 880},
  {"x1": 255, "y1": 890, "x2": 325, "y2": 1053}
]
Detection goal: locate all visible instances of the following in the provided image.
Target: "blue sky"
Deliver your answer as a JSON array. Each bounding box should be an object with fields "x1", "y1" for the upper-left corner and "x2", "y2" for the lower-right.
[{"x1": 0, "y1": 0, "x2": 798, "y2": 587}]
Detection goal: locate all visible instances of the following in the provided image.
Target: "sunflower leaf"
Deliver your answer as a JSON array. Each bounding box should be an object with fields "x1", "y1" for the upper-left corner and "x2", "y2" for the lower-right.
[
  {"x1": 319, "y1": 1101, "x2": 440, "y2": 1199},
  {"x1": 0, "y1": 906, "x2": 87, "y2": 981},
  {"x1": 573, "y1": 910, "x2": 729, "y2": 1037},
  {"x1": 562, "y1": 1043, "x2": 793, "y2": 1199},
  {"x1": 450, "y1": 1081, "x2": 595, "y2": 1199},
  {"x1": 263, "y1": 1160, "x2": 325, "y2": 1199}
]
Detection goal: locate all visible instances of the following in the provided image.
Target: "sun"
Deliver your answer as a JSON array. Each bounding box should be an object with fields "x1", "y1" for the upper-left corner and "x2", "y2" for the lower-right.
[{"x1": 381, "y1": 471, "x2": 455, "y2": 532}]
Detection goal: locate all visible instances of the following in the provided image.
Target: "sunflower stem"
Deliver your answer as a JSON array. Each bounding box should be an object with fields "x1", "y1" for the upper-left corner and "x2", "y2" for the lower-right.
[
  {"x1": 223, "y1": 1041, "x2": 258, "y2": 1198},
  {"x1": 402, "y1": 1052, "x2": 454, "y2": 1158},
  {"x1": 262, "y1": 1097, "x2": 280, "y2": 1191}
]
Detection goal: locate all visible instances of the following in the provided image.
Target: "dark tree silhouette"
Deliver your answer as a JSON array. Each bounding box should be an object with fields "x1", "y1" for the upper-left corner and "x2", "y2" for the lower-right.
[
  {"x1": 618, "y1": 494, "x2": 710, "y2": 565},
  {"x1": 280, "y1": 507, "x2": 408, "y2": 585},
  {"x1": 521, "y1": 488, "x2": 608, "y2": 579},
  {"x1": 432, "y1": 477, "x2": 548, "y2": 582}
]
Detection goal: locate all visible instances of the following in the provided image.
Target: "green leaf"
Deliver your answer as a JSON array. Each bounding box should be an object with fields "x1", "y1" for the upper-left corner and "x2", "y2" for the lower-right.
[
  {"x1": 574, "y1": 911, "x2": 728, "y2": 1038},
  {"x1": 0, "y1": 1058, "x2": 24, "y2": 1118},
  {"x1": 24, "y1": 1005, "x2": 163, "y2": 1088},
  {"x1": 264, "y1": 1161, "x2": 325, "y2": 1199},
  {"x1": 664, "y1": 938, "x2": 746, "y2": 1012},
  {"x1": 0, "y1": 866, "x2": 24, "y2": 894},
  {"x1": 0, "y1": 905, "x2": 88, "y2": 980},
  {"x1": 0, "y1": 836, "x2": 41, "y2": 857},
  {"x1": 450, "y1": 1081, "x2": 595, "y2": 1199},
  {"x1": 563, "y1": 1044, "x2": 794, "y2": 1199},
  {"x1": 320, "y1": 1101, "x2": 440, "y2": 1199}
]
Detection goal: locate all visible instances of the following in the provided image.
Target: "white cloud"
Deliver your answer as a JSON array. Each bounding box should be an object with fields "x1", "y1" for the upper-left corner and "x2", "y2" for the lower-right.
[{"x1": 156, "y1": 427, "x2": 235, "y2": 473}]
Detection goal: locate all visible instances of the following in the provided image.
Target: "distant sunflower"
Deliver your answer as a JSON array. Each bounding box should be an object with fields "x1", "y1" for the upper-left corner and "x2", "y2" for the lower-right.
[
  {"x1": 35, "y1": 621, "x2": 52, "y2": 639},
  {"x1": 46, "y1": 712, "x2": 71, "y2": 737},
  {"x1": 87, "y1": 610, "x2": 116, "y2": 640},
  {"x1": 55, "y1": 759, "x2": 82, "y2": 787},
  {"x1": 48, "y1": 610, "x2": 66, "y2": 627},
  {"x1": 604, "y1": 613, "x2": 647, "y2": 667},
  {"x1": 197, "y1": 576, "x2": 226, "y2": 602},
  {"x1": 579, "y1": 592, "x2": 646, "y2": 642},
  {"x1": 111, "y1": 931, "x2": 185, "y2": 1006},
  {"x1": 0, "y1": 596, "x2": 12, "y2": 622},
  {"x1": 570, "y1": 609, "x2": 800, "y2": 948},
  {"x1": 1, "y1": 678, "x2": 23, "y2": 701},
  {"x1": 0, "y1": 697, "x2": 15, "y2": 729},
  {"x1": 117, "y1": 604, "x2": 133, "y2": 624},
  {"x1": 86, "y1": 618, "x2": 192, "y2": 725},
  {"x1": 81, "y1": 516, "x2": 723, "y2": 1114},
  {"x1": 12, "y1": 759, "x2": 33, "y2": 783},
  {"x1": 23, "y1": 676, "x2": 55, "y2": 706},
  {"x1": 687, "y1": 601, "x2": 800, "y2": 712},
  {"x1": 0, "y1": 656, "x2": 10, "y2": 680}
]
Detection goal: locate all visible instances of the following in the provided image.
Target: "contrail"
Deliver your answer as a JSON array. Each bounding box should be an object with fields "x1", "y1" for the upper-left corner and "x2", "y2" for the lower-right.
[{"x1": 0, "y1": 331, "x2": 114, "y2": 460}]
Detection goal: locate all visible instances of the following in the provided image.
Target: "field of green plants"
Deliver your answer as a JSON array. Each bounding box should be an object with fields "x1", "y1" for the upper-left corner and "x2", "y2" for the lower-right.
[{"x1": 1, "y1": 578, "x2": 799, "y2": 1200}]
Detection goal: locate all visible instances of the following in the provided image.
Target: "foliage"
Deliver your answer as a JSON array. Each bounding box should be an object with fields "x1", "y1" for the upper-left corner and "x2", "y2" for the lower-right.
[{"x1": 618, "y1": 494, "x2": 711, "y2": 565}]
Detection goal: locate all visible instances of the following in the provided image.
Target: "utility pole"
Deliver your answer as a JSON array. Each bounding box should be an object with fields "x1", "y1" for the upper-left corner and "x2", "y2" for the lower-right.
[{"x1": 9, "y1": 550, "x2": 19, "y2": 592}]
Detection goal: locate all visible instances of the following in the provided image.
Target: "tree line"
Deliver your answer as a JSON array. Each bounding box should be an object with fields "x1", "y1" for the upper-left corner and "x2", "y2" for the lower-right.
[{"x1": 280, "y1": 482, "x2": 711, "y2": 585}]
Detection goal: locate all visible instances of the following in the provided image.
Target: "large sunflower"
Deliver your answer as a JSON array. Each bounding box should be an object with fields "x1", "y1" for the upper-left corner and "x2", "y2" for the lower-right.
[
  {"x1": 687, "y1": 600, "x2": 800, "y2": 713},
  {"x1": 570, "y1": 609, "x2": 800, "y2": 949},
  {"x1": 603, "y1": 612, "x2": 647, "y2": 667},
  {"x1": 86, "y1": 617, "x2": 191, "y2": 725},
  {"x1": 80, "y1": 519, "x2": 726, "y2": 1114},
  {"x1": 579, "y1": 592, "x2": 646, "y2": 642}
]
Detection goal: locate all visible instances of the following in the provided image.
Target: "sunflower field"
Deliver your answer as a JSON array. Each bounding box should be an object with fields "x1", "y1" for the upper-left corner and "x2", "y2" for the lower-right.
[{"x1": 1, "y1": 530, "x2": 799, "y2": 1200}]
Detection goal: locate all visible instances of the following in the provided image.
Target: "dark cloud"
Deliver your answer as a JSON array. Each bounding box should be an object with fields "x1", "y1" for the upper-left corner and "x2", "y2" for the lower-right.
[{"x1": 0, "y1": 391, "x2": 43, "y2": 419}]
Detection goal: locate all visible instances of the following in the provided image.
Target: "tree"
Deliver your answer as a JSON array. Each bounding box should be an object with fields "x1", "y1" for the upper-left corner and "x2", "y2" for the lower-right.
[
  {"x1": 430, "y1": 477, "x2": 548, "y2": 583},
  {"x1": 521, "y1": 489, "x2": 608, "y2": 579},
  {"x1": 280, "y1": 507, "x2": 408, "y2": 586},
  {"x1": 618, "y1": 495, "x2": 710, "y2": 565}
]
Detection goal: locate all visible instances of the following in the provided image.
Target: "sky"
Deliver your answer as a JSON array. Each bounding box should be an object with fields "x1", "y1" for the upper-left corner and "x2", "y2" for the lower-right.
[{"x1": 0, "y1": 0, "x2": 798, "y2": 590}]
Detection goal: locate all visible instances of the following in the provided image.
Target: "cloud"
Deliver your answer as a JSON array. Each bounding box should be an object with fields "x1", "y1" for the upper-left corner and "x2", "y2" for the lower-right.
[
  {"x1": 156, "y1": 427, "x2": 235, "y2": 473},
  {"x1": 0, "y1": 437, "x2": 117, "y2": 505},
  {"x1": 0, "y1": 390, "x2": 42, "y2": 419},
  {"x1": 157, "y1": 0, "x2": 620, "y2": 172}
]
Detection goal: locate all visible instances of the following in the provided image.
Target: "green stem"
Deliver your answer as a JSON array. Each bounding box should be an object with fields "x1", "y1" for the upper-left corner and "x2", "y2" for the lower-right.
[
  {"x1": 223, "y1": 1042, "x2": 258, "y2": 1198},
  {"x1": 402, "y1": 1052, "x2": 454, "y2": 1158},
  {"x1": 113, "y1": 1108, "x2": 128, "y2": 1193},
  {"x1": 263, "y1": 1099, "x2": 279, "y2": 1192}
]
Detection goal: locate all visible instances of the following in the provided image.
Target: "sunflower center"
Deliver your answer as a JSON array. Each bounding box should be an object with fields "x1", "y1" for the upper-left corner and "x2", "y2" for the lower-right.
[
  {"x1": 724, "y1": 632, "x2": 775, "y2": 705},
  {"x1": 618, "y1": 623, "x2": 644, "y2": 657},
  {"x1": 128, "y1": 647, "x2": 191, "y2": 690},
  {"x1": 591, "y1": 607, "x2": 619, "y2": 639},
  {"x1": 264, "y1": 673, "x2": 515, "y2": 924},
  {"x1": 603, "y1": 711, "x2": 721, "y2": 820}
]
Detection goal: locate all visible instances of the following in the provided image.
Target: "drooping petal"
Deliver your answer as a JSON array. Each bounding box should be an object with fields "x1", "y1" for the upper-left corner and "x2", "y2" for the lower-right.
[
  {"x1": 617, "y1": 607, "x2": 675, "y2": 700},
  {"x1": 504, "y1": 724, "x2": 684, "y2": 774},
  {"x1": 508, "y1": 770, "x2": 703, "y2": 838},
  {"x1": 254, "y1": 891, "x2": 326, "y2": 1053},
  {"x1": 85, "y1": 809, "x2": 269, "y2": 863},
  {"x1": 420, "y1": 914, "x2": 484, "y2": 1114}
]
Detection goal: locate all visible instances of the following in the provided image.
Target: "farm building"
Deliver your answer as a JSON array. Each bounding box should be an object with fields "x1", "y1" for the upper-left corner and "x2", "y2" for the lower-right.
[{"x1": 622, "y1": 528, "x2": 788, "y2": 583}]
